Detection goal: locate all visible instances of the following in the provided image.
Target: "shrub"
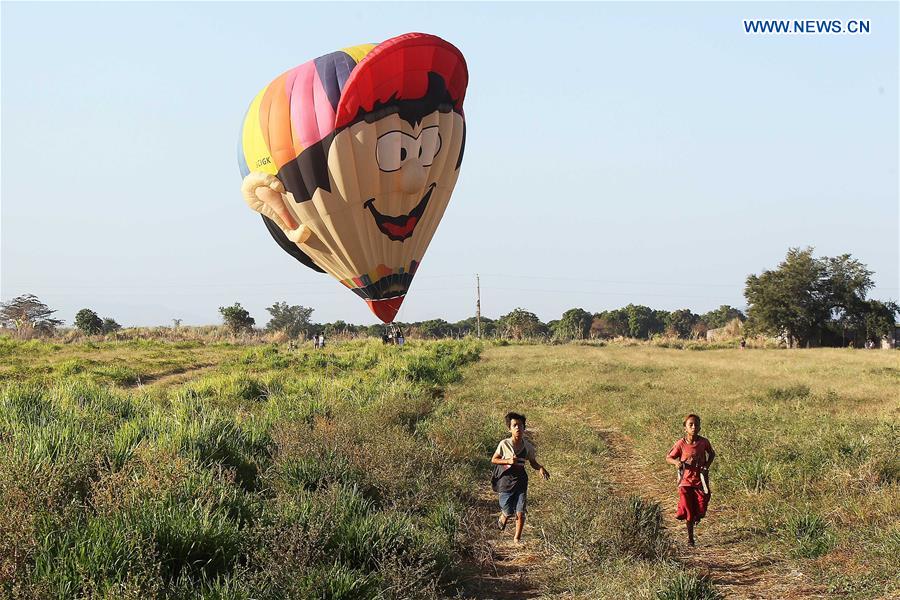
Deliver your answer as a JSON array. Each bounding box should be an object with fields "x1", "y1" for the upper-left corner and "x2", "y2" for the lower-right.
[
  {"x1": 655, "y1": 572, "x2": 722, "y2": 600},
  {"x1": 540, "y1": 484, "x2": 671, "y2": 567},
  {"x1": 298, "y1": 563, "x2": 379, "y2": 599},
  {"x1": 609, "y1": 496, "x2": 670, "y2": 561},
  {"x1": 785, "y1": 510, "x2": 834, "y2": 558},
  {"x1": 736, "y1": 456, "x2": 773, "y2": 492}
]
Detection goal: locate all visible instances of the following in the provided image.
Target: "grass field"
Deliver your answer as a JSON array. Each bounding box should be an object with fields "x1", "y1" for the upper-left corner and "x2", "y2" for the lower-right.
[
  {"x1": 450, "y1": 343, "x2": 899, "y2": 599},
  {"x1": 1, "y1": 336, "x2": 896, "y2": 599}
]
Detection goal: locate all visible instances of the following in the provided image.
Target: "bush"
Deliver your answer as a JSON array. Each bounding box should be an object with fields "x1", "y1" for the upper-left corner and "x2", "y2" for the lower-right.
[
  {"x1": 655, "y1": 572, "x2": 722, "y2": 600},
  {"x1": 785, "y1": 510, "x2": 834, "y2": 558},
  {"x1": 540, "y1": 483, "x2": 671, "y2": 567},
  {"x1": 736, "y1": 456, "x2": 773, "y2": 492},
  {"x1": 609, "y1": 496, "x2": 670, "y2": 561}
]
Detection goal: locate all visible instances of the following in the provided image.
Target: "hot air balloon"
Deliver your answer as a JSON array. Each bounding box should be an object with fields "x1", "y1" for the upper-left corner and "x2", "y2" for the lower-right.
[{"x1": 238, "y1": 33, "x2": 468, "y2": 323}]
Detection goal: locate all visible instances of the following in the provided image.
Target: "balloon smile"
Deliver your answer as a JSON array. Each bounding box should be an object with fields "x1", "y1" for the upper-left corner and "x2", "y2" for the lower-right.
[{"x1": 364, "y1": 184, "x2": 435, "y2": 242}]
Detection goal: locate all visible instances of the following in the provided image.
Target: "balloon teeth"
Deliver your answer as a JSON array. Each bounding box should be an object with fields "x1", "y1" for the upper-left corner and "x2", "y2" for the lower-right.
[{"x1": 364, "y1": 184, "x2": 435, "y2": 242}]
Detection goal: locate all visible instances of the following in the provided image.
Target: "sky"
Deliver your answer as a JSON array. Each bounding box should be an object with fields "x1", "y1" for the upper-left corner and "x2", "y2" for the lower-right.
[{"x1": 2, "y1": 1, "x2": 897, "y2": 327}]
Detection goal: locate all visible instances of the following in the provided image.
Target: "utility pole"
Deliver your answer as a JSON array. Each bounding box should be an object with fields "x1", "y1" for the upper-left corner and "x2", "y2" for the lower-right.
[{"x1": 476, "y1": 274, "x2": 481, "y2": 338}]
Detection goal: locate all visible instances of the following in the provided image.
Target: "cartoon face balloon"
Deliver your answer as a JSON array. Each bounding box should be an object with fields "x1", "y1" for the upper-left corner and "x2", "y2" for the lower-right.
[{"x1": 238, "y1": 33, "x2": 468, "y2": 322}]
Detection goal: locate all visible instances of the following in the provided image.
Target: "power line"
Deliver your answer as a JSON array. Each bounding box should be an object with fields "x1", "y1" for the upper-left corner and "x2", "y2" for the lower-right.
[{"x1": 11, "y1": 273, "x2": 896, "y2": 291}]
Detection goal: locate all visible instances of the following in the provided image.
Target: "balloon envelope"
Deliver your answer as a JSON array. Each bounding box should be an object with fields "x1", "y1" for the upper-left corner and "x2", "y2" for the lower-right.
[{"x1": 238, "y1": 33, "x2": 468, "y2": 323}]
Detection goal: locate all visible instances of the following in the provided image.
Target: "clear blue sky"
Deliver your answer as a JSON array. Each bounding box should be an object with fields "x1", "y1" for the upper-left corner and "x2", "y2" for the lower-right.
[{"x1": 2, "y1": 2, "x2": 897, "y2": 327}]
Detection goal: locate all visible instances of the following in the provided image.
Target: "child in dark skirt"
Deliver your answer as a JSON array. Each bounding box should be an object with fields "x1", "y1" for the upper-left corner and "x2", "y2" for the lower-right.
[
  {"x1": 666, "y1": 413, "x2": 716, "y2": 546},
  {"x1": 491, "y1": 412, "x2": 550, "y2": 543}
]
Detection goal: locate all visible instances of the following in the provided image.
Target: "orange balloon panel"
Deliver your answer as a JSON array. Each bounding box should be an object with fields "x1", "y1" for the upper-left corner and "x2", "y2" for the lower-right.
[{"x1": 238, "y1": 33, "x2": 468, "y2": 323}]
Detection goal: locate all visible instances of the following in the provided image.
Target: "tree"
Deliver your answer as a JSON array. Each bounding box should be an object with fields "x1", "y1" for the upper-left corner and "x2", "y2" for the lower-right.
[
  {"x1": 624, "y1": 304, "x2": 666, "y2": 339},
  {"x1": 324, "y1": 320, "x2": 351, "y2": 336},
  {"x1": 265, "y1": 302, "x2": 314, "y2": 339},
  {"x1": 591, "y1": 309, "x2": 629, "y2": 339},
  {"x1": 498, "y1": 308, "x2": 546, "y2": 340},
  {"x1": 554, "y1": 308, "x2": 593, "y2": 340},
  {"x1": 823, "y1": 254, "x2": 874, "y2": 336},
  {"x1": 0, "y1": 294, "x2": 64, "y2": 336},
  {"x1": 665, "y1": 309, "x2": 700, "y2": 339},
  {"x1": 101, "y1": 318, "x2": 122, "y2": 334},
  {"x1": 449, "y1": 316, "x2": 496, "y2": 338},
  {"x1": 690, "y1": 321, "x2": 709, "y2": 340},
  {"x1": 416, "y1": 319, "x2": 452, "y2": 338},
  {"x1": 744, "y1": 248, "x2": 831, "y2": 347},
  {"x1": 700, "y1": 305, "x2": 746, "y2": 329},
  {"x1": 359, "y1": 324, "x2": 377, "y2": 337},
  {"x1": 862, "y1": 300, "x2": 899, "y2": 343},
  {"x1": 75, "y1": 309, "x2": 103, "y2": 335},
  {"x1": 219, "y1": 303, "x2": 255, "y2": 334}
]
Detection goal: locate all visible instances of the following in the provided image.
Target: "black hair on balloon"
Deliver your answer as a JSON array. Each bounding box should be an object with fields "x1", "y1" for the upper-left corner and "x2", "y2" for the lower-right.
[{"x1": 275, "y1": 72, "x2": 464, "y2": 204}]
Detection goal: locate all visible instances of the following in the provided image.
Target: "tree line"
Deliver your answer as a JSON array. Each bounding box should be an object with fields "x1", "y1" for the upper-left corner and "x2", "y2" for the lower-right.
[{"x1": 2, "y1": 248, "x2": 896, "y2": 347}]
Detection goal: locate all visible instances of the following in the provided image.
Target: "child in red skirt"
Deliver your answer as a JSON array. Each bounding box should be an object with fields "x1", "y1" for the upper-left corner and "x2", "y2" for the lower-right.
[{"x1": 666, "y1": 413, "x2": 716, "y2": 546}]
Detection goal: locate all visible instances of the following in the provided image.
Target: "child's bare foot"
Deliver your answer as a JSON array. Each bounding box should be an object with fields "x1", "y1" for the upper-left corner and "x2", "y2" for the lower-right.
[{"x1": 497, "y1": 516, "x2": 508, "y2": 532}]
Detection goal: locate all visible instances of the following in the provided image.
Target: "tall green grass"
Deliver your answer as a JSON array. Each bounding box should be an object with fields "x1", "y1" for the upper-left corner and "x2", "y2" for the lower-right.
[{"x1": 1, "y1": 340, "x2": 484, "y2": 599}]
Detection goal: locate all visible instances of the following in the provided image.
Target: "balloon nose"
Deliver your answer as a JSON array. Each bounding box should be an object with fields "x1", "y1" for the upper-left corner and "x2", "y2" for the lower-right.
[{"x1": 400, "y1": 163, "x2": 428, "y2": 194}]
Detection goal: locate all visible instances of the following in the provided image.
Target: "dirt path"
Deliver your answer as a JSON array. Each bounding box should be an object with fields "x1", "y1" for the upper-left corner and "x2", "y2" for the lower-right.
[
  {"x1": 126, "y1": 364, "x2": 218, "y2": 390},
  {"x1": 592, "y1": 426, "x2": 827, "y2": 600},
  {"x1": 457, "y1": 487, "x2": 545, "y2": 599}
]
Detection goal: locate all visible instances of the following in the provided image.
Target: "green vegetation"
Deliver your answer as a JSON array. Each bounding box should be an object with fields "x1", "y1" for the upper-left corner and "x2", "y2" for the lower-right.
[
  {"x1": 0, "y1": 294, "x2": 64, "y2": 336},
  {"x1": 0, "y1": 339, "x2": 489, "y2": 599},
  {"x1": 745, "y1": 247, "x2": 898, "y2": 347},
  {"x1": 218, "y1": 303, "x2": 255, "y2": 335},
  {"x1": 75, "y1": 308, "x2": 104, "y2": 335},
  {"x1": 263, "y1": 302, "x2": 314, "y2": 339},
  {"x1": 1, "y1": 337, "x2": 896, "y2": 598}
]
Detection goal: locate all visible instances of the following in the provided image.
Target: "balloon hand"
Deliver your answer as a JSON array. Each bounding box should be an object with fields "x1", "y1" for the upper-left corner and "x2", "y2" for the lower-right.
[{"x1": 241, "y1": 172, "x2": 300, "y2": 232}]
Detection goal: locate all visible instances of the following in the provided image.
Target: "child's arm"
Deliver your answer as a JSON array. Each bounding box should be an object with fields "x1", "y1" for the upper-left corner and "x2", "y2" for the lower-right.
[
  {"x1": 704, "y1": 442, "x2": 716, "y2": 469},
  {"x1": 666, "y1": 441, "x2": 683, "y2": 467},
  {"x1": 491, "y1": 449, "x2": 519, "y2": 466},
  {"x1": 528, "y1": 457, "x2": 551, "y2": 480}
]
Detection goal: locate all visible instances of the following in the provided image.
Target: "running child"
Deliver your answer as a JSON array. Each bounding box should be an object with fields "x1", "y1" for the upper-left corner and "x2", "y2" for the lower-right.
[
  {"x1": 491, "y1": 412, "x2": 550, "y2": 543},
  {"x1": 666, "y1": 413, "x2": 716, "y2": 546}
]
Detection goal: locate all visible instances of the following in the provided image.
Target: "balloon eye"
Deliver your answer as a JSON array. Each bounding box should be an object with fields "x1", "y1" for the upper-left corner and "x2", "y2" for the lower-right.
[
  {"x1": 376, "y1": 129, "x2": 439, "y2": 172},
  {"x1": 376, "y1": 131, "x2": 404, "y2": 172},
  {"x1": 418, "y1": 126, "x2": 441, "y2": 167}
]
